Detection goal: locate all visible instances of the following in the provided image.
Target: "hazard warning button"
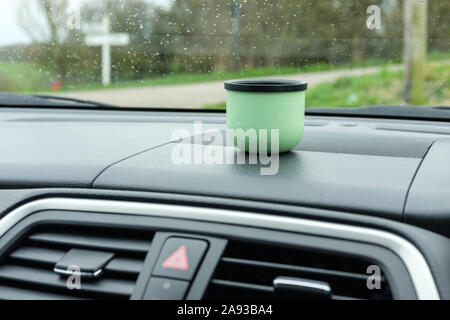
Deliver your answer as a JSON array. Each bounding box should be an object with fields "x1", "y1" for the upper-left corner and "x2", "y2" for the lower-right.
[{"x1": 153, "y1": 238, "x2": 208, "y2": 281}]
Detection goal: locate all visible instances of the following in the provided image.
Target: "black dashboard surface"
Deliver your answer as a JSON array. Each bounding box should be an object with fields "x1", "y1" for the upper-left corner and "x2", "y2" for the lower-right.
[{"x1": 1, "y1": 107, "x2": 450, "y2": 233}]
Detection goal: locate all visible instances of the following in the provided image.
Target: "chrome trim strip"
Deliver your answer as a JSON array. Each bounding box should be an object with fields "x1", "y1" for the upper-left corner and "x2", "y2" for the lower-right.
[
  {"x1": 273, "y1": 277, "x2": 331, "y2": 294},
  {"x1": 53, "y1": 267, "x2": 103, "y2": 279},
  {"x1": 0, "y1": 198, "x2": 440, "y2": 300}
]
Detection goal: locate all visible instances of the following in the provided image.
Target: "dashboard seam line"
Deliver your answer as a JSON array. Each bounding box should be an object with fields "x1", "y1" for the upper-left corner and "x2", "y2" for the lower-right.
[
  {"x1": 90, "y1": 140, "x2": 179, "y2": 188},
  {"x1": 401, "y1": 140, "x2": 435, "y2": 221}
]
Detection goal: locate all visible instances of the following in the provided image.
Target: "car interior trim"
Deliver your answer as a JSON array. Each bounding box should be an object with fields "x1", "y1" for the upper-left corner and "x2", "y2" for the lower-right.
[{"x1": 0, "y1": 197, "x2": 440, "y2": 300}]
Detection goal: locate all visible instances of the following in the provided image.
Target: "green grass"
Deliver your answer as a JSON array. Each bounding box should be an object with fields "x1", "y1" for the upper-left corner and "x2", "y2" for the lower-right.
[
  {"x1": 0, "y1": 61, "x2": 55, "y2": 92},
  {"x1": 60, "y1": 66, "x2": 319, "y2": 92},
  {"x1": 51, "y1": 51, "x2": 450, "y2": 92},
  {"x1": 56, "y1": 59, "x2": 398, "y2": 92},
  {"x1": 428, "y1": 50, "x2": 450, "y2": 61},
  {"x1": 1, "y1": 50, "x2": 449, "y2": 93},
  {"x1": 0, "y1": 57, "x2": 408, "y2": 93},
  {"x1": 2, "y1": 61, "x2": 332, "y2": 93},
  {"x1": 204, "y1": 63, "x2": 449, "y2": 109},
  {"x1": 308, "y1": 63, "x2": 449, "y2": 107}
]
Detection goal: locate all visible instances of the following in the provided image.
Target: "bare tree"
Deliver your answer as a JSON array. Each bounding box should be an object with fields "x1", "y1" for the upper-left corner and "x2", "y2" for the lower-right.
[
  {"x1": 17, "y1": 0, "x2": 70, "y2": 43},
  {"x1": 17, "y1": 0, "x2": 73, "y2": 82},
  {"x1": 17, "y1": 0, "x2": 47, "y2": 42}
]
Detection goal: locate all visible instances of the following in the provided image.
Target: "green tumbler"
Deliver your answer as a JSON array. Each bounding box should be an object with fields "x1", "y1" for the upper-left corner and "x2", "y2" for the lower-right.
[{"x1": 225, "y1": 79, "x2": 307, "y2": 153}]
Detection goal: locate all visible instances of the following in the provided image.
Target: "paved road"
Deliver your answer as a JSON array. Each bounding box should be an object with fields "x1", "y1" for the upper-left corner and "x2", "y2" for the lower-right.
[{"x1": 55, "y1": 65, "x2": 401, "y2": 109}]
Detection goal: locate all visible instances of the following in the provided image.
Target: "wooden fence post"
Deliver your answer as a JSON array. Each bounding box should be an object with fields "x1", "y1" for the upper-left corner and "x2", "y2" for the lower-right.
[{"x1": 403, "y1": 0, "x2": 428, "y2": 105}]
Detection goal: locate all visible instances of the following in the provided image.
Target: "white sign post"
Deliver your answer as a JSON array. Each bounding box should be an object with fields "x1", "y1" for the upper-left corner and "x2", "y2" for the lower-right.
[{"x1": 85, "y1": 16, "x2": 130, "y2": 86}]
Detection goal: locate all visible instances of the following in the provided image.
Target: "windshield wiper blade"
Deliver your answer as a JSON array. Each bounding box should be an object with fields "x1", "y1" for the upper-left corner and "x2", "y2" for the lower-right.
[
  {"x1": 306, "y1": 105, "x2": 450, "y2": 122},
  {"x1": 32, "y1": 95, "x2": 120, "y2": 109},
  {"x1": 434, "y1": 106, "x2": 450, "y2": 111},
  {"x1": 0, "y1": 93, "x2": 120, "y2": 109}
]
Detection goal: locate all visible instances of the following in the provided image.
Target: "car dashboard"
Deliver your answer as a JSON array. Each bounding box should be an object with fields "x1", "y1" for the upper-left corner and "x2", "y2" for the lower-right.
[{"x1": 0, "y1": 107, "x2": 449, "y2": 300}]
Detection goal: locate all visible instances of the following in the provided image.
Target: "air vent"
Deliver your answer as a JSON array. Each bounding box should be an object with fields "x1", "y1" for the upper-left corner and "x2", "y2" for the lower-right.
[
  {"x1": 0, "y1": 225, "x2": 153, "y2": 300},
  {"x1": 205, "y1": 241, "x2": 392, "y2": 300}
]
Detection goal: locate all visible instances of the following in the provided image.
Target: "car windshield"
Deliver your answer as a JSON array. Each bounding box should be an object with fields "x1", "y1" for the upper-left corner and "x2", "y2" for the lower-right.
[{"x1": 0, "y1": 0, "x2": 448, "y2": 110}]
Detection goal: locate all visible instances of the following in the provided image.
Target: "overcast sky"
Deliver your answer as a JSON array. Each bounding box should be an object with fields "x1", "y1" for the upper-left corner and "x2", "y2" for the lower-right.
[
  {"x1": 0, "y1": 1, "x2": 29, "y2": 45},
  {"x1": 0, "y1": 0, "x2": 170, "y2": 46}
]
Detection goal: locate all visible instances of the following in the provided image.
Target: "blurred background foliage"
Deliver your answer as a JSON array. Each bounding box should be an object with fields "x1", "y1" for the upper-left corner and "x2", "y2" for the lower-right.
[{"x1": 0, "y1": 0, "x2": 448, "y2": 90}]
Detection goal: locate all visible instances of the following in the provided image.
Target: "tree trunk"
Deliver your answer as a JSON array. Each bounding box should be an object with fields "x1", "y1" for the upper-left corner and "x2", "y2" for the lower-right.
[
  {"x1": 403, "y1": 0, "x2": 428, "y2": 105},
  {"x1": 351, "y1": 1, "x2": 366, "y2": 63}
]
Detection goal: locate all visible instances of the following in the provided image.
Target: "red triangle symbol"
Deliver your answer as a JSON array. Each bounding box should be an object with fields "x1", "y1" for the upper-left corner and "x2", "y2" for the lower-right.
[{"x1": 161, "y1": 246, "x2": 189, "y2": 270}]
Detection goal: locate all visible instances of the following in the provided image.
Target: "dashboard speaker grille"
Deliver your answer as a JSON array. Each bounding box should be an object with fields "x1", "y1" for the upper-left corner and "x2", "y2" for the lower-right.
[
  {"x1": 186, "y1": 130, "x2": 433, "y2": 159},
  {"x1": 0, "y1": 225, "x2": 153, "y2": 300},
  {"x1": 294, "y1": 131, "x2": 433, "y2": 158},
  {"x1": 205, "y1": 241, "x2": 393, "y2": 300}
]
